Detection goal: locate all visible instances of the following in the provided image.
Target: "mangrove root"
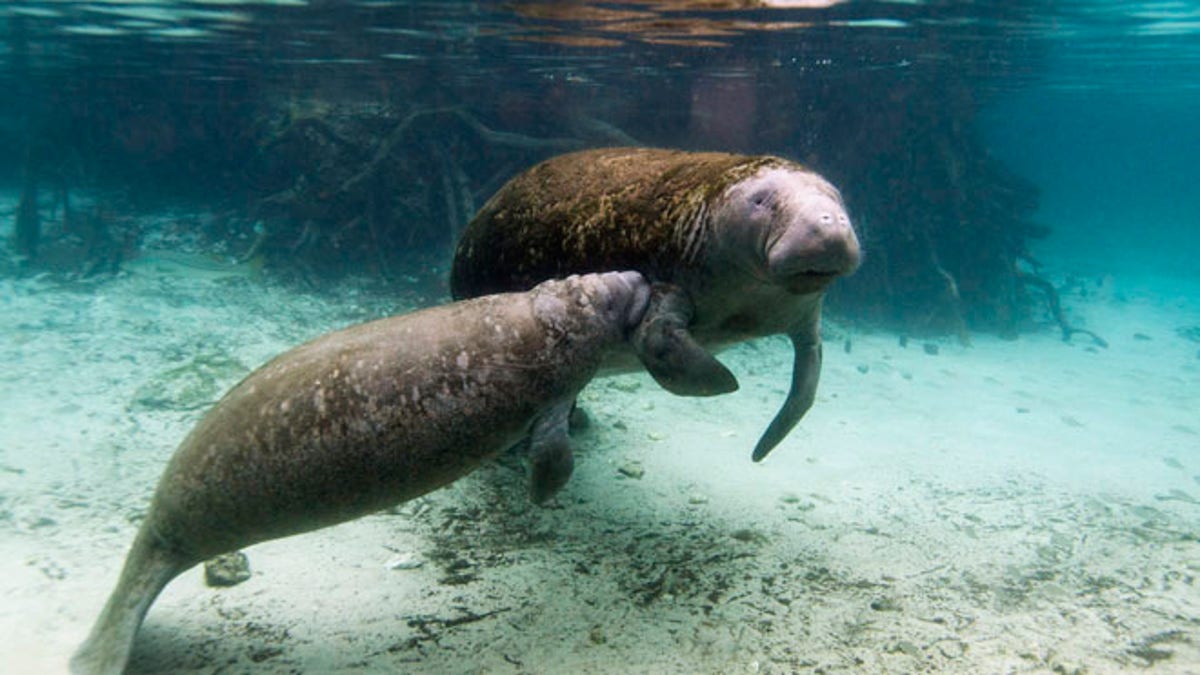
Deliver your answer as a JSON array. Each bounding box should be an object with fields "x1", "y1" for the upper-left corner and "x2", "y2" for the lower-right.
[{"x1": 1017, "y1": 271, "x2": 1108, "y2": 348}]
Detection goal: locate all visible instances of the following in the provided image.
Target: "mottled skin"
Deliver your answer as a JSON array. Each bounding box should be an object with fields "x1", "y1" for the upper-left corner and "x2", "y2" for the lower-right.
[
  {"x1": 71, "y1": 272, "x2": 652, "y2": 675},
  {"x1": 452, "y1": 147, "x2": 860, "y2": 490}
]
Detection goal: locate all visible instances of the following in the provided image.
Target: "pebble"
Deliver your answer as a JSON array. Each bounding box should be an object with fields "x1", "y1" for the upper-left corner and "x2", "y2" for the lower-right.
[
  {"x1": 204, "y1": 551, "x2": 251, "y2": 587},
  {"x1": 608, "y1": 378, "x2": 641, "y2": 393},
  {"x1": 647, "y1": 431, "x2": 666, "y2": 441},
  {"x1": 617, "y1": 461, "x2": 645, "y2": 479},
  {"x1": 870, "y1": 596, "x2": 901, "y2": 611},
  {"x1": 385, "y1": 552, "x2": 424, "y2": 570},
  {"x1": 730, "y1": 528, "x2": 767, "y2": 544}
]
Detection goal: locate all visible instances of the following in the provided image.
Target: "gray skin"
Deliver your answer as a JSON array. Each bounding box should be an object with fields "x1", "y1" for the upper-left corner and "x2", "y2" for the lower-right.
[
  {"x1": 451, "y1": 148, "x2": 861, "y2": 502},
  {"x1": 70, "y1": 271, "x2": 652, "y2": 675}
]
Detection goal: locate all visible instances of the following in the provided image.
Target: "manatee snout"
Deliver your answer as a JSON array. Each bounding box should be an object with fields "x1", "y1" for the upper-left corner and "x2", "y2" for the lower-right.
[
  {"x1": 766, "y1": 183, "x2": 860, "y2": 285},
  {"x1": 579, "y1": 270, "x2": 652, "y2": 332}
]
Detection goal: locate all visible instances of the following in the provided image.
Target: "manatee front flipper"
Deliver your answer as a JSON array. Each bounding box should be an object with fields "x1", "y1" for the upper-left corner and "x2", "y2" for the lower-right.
[
  {"x1": 528, "y1": 399, "x2": 577, "y2": 505},
  {"x1": 752, "y1": 332, "x2": 822, "y2": 462},
  {"x1": 632, "y1": 283, "x2": 738, "y2": 396}
]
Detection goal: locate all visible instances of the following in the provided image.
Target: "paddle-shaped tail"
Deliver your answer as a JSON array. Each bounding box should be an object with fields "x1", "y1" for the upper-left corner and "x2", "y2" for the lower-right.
[{"x1": 71, "y1": 526, "x2": 189, "y2": 675}]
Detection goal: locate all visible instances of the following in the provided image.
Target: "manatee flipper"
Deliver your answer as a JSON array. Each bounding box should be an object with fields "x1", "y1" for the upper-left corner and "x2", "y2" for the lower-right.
[
  {"x1": 752, "y1": 333, "x2": 822, "y2": 462},
  {"x1": 528, "y1": 399, "x2": 576, "y2": 505},
  {"x1": 632, "y1": 283, "x2": 738, "y2": 397},
  {"x1": 567, "y1": 402, "x2": 590, "y2": 432}
]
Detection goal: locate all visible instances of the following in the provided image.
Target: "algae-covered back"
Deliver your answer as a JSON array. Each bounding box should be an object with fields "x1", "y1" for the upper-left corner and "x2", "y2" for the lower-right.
[{"x1": 451, "y1": 147, "x2": 798, "y2": 297}]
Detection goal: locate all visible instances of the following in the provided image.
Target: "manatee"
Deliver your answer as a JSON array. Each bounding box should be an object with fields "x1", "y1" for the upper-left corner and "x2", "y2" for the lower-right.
[
  {"x1": 71, "y1": 271, "x2": 652, "y2": 675},
  {"x1": 451, "y1": 147, "x2": 860, "y2": 483}
]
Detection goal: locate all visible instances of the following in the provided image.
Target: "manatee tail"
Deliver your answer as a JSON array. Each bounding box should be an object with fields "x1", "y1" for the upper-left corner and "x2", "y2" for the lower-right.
[
  {"x1": 752, "y1": 333, "x2": 822, "y2": 462},
  {"x1": 71, "y1": 525, "x2": 189, "y2": 675}
]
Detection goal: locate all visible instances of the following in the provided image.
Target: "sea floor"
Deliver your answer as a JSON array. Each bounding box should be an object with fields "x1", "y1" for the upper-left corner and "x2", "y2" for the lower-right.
[{"x1": 1, "y1": 208, "x2": 1199, "y2": 674}]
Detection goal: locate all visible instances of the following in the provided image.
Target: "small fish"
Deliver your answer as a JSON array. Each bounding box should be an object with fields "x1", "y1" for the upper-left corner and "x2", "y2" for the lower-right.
[{"x1": 123, "y1": 250, "x2": 263, "y2": 281}]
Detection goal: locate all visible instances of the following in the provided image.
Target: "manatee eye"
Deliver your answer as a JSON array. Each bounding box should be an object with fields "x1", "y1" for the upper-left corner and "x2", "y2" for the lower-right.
[{"x1": 747, "y1": 190, "x2": 775, "y2": 216}]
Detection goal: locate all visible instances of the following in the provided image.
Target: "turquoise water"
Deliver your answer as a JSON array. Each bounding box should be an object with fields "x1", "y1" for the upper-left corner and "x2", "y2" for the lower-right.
[
  {"x1": 986, "y1": 94, "x2": 1200, "y2": 279},
  {"x1": 2, "y1": 2, "x2": 1199, "y2": 673}
]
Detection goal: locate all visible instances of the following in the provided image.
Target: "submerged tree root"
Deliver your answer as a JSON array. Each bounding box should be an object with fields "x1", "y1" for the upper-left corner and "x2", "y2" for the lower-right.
[
  {"x1": 1017, "y1": 271, "x2": 1108, "y2": 348},
  {"x1": 918, "y1": 229, "x2": 972, "y2": 346},
  {"x1": 245, "y1": 105, "x2": 611, "y2": 275}
]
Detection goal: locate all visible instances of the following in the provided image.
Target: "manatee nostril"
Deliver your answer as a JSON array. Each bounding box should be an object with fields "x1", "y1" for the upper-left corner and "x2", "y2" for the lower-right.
[
  {"x1": 769, "y1": 212, "x2": 862, "y2": 279},
  {"x1": 814, "y1": 210, "x2": 852, "y2": 230}
]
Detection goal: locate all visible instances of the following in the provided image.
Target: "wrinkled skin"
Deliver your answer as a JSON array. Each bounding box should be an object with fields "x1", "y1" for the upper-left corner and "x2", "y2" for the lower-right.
[
  {"x1": 452, "y1": 148, "x2": 860, "y2": 497},
  {"x1": 71, "y1": 272, "x2": 652, "y2": 675}
]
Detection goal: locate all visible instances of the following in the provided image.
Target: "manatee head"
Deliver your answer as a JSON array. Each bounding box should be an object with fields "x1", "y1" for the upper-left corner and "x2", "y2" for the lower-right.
[
  {"x1": 579, "y1": 270, "x2": 653, "y2": 333},
  {"x1": 713, "y1": 165, "x2": 860, "y2": 293},
  {"x1": 533, "y1": 271, "x2": 652, "y2": 339}
]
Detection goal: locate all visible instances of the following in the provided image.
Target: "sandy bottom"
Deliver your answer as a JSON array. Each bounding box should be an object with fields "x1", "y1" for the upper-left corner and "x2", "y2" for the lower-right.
[{"x1": 2, "y1": 216, "x2": 1199, "y2": 673}]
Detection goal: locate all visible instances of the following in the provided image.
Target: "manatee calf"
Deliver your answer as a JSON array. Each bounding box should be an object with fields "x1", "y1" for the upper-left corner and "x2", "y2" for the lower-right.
[
  {"x1": 451, "y1": 147, "x2": 860, "y2": 479},
  {"x1": 71, "y1": 271, "x2": 652, "y2": 675}
]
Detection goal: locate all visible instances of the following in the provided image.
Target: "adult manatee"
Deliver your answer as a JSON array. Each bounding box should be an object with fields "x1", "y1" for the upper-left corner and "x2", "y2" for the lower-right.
[{"x1": 451, "y1": 147, "x2": 860, "y2": 471}]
